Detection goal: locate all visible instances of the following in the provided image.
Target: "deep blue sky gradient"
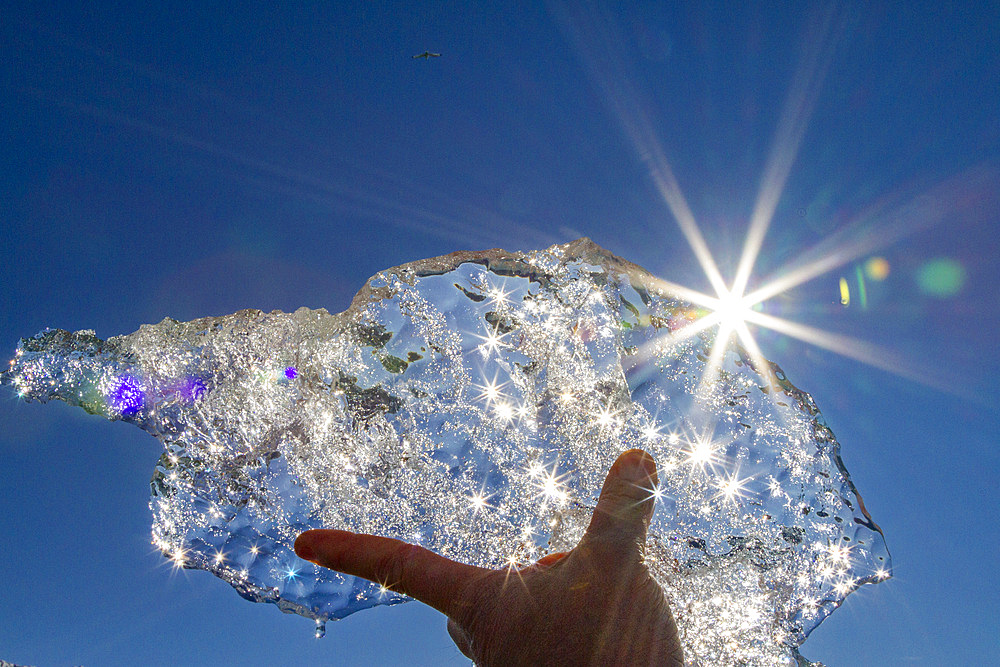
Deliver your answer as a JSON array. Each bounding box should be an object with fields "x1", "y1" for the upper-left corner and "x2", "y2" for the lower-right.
[{"x1": 2, "y1": 3, "x2": 999, "y2": 665}]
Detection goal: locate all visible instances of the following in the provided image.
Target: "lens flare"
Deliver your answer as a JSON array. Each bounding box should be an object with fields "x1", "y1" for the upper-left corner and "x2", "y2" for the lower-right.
[
  {"x1": 865, "y1": 257, "x2": 890, "y2": 281},
  {"x1": 917, "y1": 258, "x2": 966, "y2": 298},
  {"x1": 839, "y1": 278, "x2": 850, "y2": 306},
  {"x1": 108, "y1": 375, "x2": 145, "y2": 415}
]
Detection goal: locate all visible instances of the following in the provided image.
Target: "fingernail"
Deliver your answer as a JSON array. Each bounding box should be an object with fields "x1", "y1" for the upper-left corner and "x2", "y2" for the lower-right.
[
  {"x1": 619, "y1": 449, "x2": 655, "y2": 484},
  {"x1": 294, "y1": 534, "x2": 316, "y2": 562}
]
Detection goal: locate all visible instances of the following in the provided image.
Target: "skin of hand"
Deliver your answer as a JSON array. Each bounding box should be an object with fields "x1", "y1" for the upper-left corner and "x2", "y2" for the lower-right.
[{"x1": 294, "y1": 448, "x2": 684, "y2": 666}]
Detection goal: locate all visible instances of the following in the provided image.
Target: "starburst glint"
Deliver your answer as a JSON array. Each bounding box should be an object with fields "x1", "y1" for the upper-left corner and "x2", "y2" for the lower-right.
[
  {"x1": 685, "y1": 432, "x2": 723, "y2": 472},
  {"x1": 473, "y1": 324, "x2": 510, "y2": 359},
  {"x1": 715, "y1": 471, "x2": 754, "y2": 503},
  {"x1": 552, "y1": 1, "x2": 973, "y2": 396}
]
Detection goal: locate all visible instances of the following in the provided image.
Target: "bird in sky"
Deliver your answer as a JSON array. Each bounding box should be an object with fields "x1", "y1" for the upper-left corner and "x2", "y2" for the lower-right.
[{"x1": 412, "y1": 51, "x2": 441, "y2": 59}]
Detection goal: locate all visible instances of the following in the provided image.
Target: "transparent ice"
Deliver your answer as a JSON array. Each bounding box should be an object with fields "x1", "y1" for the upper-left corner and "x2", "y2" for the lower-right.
[{"x1": 3, "y1": 239, "x2": 889, "y2": 665}]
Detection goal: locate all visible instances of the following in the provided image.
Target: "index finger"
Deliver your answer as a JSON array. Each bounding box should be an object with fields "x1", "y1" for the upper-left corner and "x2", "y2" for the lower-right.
[{"x1": 295, "y1": 529, "x2": 488, "y2": 618}]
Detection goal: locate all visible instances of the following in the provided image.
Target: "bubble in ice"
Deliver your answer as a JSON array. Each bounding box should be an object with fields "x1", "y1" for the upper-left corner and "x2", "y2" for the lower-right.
[{"x1": 3, "y1": 238, "x2": 889, "y2": 665}]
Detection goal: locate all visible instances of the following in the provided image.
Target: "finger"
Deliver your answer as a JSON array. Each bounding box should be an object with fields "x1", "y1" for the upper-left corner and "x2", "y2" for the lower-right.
[
  {"x1": 580, "y1": 449, "x2": 658, "y2": 558},
  {"x1": 295, "y1": 529, "x2": 488, "y2": 618}
]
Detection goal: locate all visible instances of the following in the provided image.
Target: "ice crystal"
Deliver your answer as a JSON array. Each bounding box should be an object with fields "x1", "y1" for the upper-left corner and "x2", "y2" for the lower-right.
[{"x1": 3, "y1": 239, "x2": 889, "y2": 665}]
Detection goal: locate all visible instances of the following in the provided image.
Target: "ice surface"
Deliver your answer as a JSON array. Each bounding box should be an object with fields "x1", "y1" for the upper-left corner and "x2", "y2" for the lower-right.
[{"x1": 3, "y1": 239, "x2": 889, "y2": 664}]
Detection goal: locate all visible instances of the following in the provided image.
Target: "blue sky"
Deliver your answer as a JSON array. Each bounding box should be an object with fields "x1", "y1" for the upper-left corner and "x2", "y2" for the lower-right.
[{"x1": 2, "y1": 2, "x2": 998, "y2": 665}]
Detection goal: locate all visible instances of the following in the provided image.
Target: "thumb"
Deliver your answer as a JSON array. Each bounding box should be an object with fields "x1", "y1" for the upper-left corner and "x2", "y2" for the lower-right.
[{"x1": 579, "y1": 449, "x2": 658, "y2": 560}]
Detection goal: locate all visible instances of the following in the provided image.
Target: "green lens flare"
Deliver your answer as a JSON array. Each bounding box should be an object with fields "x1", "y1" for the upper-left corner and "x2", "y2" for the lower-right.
[
  {"x1": 855, "y1": 265, "x2": 868, "y2": 309},
  {"x1": 917, "y1": 258, "x2": 966, "y2": 298}
]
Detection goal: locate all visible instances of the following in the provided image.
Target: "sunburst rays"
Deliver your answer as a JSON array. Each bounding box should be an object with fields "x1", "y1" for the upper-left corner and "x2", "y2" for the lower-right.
[{"x1": 551, "y1": 1, "x2": 994, "y2": 400}]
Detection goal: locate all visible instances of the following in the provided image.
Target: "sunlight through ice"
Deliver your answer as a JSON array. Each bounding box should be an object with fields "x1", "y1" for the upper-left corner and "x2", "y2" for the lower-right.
[{"x1": 3, "y1": 239, "x2": 890, "y2": 665}]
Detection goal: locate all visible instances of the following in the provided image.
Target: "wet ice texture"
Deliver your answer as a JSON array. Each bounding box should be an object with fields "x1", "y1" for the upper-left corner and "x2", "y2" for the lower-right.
[{"x1": 4, "y1": 239, "x2": 888, "y2": 664}]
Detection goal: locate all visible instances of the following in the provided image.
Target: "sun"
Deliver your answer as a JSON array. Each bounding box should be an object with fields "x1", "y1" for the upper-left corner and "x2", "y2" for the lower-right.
[
  {"x1": 711, "y1": 290, "x2": 749, "y2": 329},
  {"x1": 550, "y1": 3, "x2": 967, "y2": 393}
]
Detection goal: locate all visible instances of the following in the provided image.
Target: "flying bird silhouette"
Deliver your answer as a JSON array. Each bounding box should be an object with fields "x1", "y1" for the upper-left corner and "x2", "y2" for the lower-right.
[{"x1": 412, "y1": 51, "x2": 441, "y2": 59}]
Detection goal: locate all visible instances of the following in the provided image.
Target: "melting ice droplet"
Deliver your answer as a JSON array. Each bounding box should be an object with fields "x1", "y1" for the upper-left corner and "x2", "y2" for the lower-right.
[{"x1": 2, "y1": 239, "x2": 889, "y2": 664}]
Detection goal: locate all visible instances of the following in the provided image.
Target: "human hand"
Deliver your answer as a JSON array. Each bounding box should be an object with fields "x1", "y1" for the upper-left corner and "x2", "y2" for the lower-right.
[{"x1": 294, "y1": 449, "x2": 683, "y2": 666}]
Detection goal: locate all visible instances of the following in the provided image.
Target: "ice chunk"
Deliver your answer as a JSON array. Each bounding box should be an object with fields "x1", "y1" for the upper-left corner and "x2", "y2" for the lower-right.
[{"x1": 2, "y1": 239, "x2": 889, "y2": 665}]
